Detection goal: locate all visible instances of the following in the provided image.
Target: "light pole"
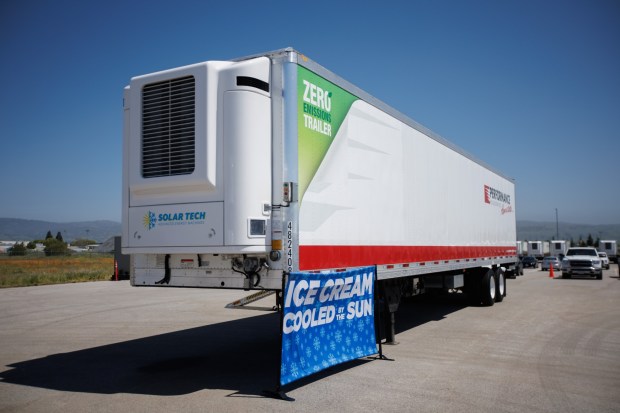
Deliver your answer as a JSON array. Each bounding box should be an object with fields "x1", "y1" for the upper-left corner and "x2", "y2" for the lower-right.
[{"x1": 555, "y1": 208, "x2": 559, "y2": 240}]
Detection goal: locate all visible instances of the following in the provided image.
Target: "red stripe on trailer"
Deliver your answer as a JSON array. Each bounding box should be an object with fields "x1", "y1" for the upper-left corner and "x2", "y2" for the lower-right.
[{"x1": 299, "y1": 245, "x2": 517, "y2": 271}]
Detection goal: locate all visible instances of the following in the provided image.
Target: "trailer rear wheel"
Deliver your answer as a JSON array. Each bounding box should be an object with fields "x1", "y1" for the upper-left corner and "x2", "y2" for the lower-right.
[
  {"x1": 481, "y1": 269, "x2": 495, "y2": 307},
  {"x1": 494, "y1": 268, "x2": 506, "y2": 302}
]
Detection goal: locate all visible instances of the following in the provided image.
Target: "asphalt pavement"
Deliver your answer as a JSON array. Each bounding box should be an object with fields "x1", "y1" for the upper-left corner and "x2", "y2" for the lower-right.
[{"x1": 1, "y1": 265, "x2": 619, "y2": 412}]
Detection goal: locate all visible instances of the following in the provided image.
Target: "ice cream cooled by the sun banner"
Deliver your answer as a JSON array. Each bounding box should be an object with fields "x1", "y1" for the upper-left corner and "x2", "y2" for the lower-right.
[{"x1": 280, "y1": 267, "x2": 377, "y2": 386}]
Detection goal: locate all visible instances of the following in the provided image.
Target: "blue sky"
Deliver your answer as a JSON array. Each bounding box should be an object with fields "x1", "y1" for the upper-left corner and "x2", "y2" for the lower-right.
[{"x1": 1, "y1": 0, "x2": 618, "y2": 225}]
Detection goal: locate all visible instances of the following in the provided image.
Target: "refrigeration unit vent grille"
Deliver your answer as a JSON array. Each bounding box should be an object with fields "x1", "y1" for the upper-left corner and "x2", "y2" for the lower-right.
[{"x1": 141, "y1": 76, "x2": 196, "y2": 178}]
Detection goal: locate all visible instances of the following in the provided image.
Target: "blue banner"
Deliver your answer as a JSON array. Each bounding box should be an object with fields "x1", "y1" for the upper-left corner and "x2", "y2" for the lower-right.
[{"x1": 280, "y1": 266, "x2": 377, "y2": 386}]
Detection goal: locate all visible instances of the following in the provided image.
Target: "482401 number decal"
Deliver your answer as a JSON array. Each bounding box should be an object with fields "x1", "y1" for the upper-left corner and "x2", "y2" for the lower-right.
[{"x1": 287, "y1": 221, "x2": 293, "y2": 272}]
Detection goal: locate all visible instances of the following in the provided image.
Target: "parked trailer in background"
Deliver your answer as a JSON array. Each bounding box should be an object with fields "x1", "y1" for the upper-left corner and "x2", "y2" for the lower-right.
[
  {"x1": 122, "y1": 48, "x2": 517, "y2": 350},
  {"x1": 528, "y1": 241, "x2": 544, "y2": 259},
  {"x1": 550, "y1": 240, "x2": 570, "y2": 258},
  {"x1": 517, "y1": 240, "x2": 528, "y2": 257},
  {"x1": 598, "y1": 240, "x2": 618, "y2": 263}
]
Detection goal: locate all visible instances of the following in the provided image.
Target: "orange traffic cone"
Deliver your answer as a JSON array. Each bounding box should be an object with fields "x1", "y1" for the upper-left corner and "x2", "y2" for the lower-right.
[{"x1": 549, "y1": 263, "x2": 555, "y2": 278}]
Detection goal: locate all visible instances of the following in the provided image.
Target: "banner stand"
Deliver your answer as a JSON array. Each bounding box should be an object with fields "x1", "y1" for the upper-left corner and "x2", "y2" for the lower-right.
[
  {"x1": 263, "y1": 272, "x2": 295, "y2": 402},
  {"x1": 371, "y1": 266, "x2": 394, "y2": 362}
]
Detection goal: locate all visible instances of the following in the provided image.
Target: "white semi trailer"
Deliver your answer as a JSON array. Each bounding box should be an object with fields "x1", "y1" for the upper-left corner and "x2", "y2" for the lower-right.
[
  {"x1": 550, "y1": 240, "x2": 570, "y2": 257},
  {"x1": 528, "y1": 241, "x2": 545, "y2": 259},
  {"x1": 598, "y1": 240, "x2": 617, "y2": 263},
  {"x1": 122, "y1": 48, "x2": 517, "y2": 342}
]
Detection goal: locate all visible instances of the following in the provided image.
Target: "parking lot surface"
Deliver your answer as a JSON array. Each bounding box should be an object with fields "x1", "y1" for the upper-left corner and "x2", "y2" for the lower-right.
[{"x1": 1, "y1": 266, "x2": 619, "y2": 412}]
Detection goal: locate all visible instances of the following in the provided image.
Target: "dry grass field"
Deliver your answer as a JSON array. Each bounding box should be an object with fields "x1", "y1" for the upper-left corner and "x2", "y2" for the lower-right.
[{"x1": 0, "y1": 254, "x2": 114, "y2": 288}]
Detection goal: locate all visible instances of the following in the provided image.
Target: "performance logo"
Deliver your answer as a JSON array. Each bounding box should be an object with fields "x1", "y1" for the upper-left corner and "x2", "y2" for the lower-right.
[{"x1": 484, "y1": 185, "x2": 513, "y2": 214}]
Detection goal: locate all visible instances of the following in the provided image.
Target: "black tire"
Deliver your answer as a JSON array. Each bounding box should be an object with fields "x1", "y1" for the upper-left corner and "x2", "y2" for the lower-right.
[
  {"x1": 481, "y1": 269, "x2": 495, "y2": 307},
  {"x1": 596, "y1": 272, "x2": 603, "y2": 280},
  {"x1": 495, "y1": 268, "x2": 506, "y2": 302}
]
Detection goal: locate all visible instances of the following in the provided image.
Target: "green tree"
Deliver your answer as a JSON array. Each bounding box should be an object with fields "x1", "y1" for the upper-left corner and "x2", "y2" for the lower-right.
[
  {"x1": 44, "y1": 238, "x2": 69, "y2": 256},
  {"x1": 56, "y1": 231, "x2": 64, "y2": 242},
  {"x1": 45, "y1": 230, "x2": 53, "y2": 240},
  {"x1": 8, "y1": 242, "x2": 27, "y2": 256},
  {"x1": 586, "y1": 234, "x2": 594, "y2": 247},
  {"x1": 26, "y1": 241, "x2": 37, "y2": 249}
]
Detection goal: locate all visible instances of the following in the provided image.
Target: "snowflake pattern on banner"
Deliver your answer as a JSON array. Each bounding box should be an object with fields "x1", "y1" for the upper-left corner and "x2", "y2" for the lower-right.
[{"x1": 280, "y1": 267, "x2": 377, "y2": 386}]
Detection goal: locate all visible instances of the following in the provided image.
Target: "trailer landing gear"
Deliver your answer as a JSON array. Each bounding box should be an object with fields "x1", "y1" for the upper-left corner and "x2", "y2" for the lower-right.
[{"x1": 379, "y1": 280, "x2": 403, "y2": 345}]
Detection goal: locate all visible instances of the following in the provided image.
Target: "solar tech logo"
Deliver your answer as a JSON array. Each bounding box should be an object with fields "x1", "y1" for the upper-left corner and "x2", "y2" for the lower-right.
[{"x1": 143, "y1": 211, "x2": 157, "y2": 230}]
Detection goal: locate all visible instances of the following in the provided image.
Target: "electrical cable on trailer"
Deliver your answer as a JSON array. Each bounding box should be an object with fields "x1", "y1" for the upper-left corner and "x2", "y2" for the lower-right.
[
  {"x1": 155, "y1": 254, "x2": 171, "y2": 285},
  {"x1": 231, "y1": 255, "x2": 265, "y2": 287}
]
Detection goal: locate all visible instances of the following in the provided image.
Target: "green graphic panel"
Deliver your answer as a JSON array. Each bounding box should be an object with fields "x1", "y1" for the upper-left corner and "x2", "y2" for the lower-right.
[{"x1": 298, "y1": 66, "x2": 357, "y2": 201}]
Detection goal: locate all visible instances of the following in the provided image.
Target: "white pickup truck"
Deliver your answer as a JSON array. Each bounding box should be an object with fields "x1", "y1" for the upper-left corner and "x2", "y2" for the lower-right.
[{"x1": 561, "y1": 247, "x2": 603, "y2": 279}]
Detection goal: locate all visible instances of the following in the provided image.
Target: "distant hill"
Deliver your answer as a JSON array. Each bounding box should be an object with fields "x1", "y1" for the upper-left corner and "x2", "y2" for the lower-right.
[
  {"x1": 0, "y1": 218, "x2": 121, "y2": 243},
  {"x1": 0, "y1": 217, "x2": 617, "y2": 245}
]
